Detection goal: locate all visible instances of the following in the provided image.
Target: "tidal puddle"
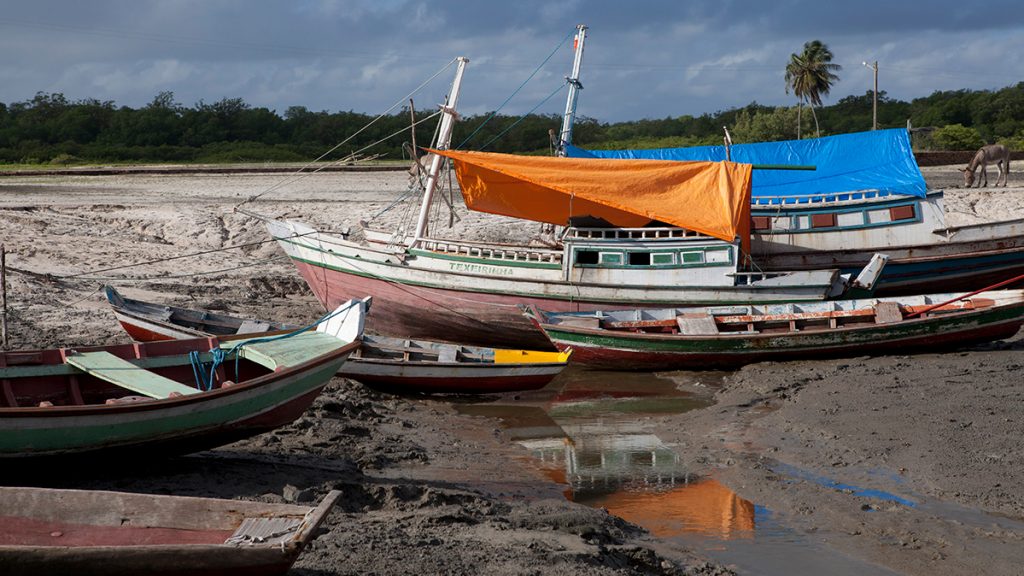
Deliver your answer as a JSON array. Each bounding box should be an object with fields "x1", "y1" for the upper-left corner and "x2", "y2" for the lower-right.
[
  {"x1": 458, "y1": 367, "x2": 898, "y2": 575},
  {"x1": 771, "y1": 462, "x2": 917, "y2": 508}
]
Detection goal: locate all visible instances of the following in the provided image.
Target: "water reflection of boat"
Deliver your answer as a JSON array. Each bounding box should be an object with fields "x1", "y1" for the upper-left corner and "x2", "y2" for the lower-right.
[
  {"x1": 460, "y1": 370, "x2": 704, "y2": 498},
  {"x1": 579, "y1": 478, "x2": 756, "y2": 540},
  {"x1": 519, "y1": 428, "x2": 688, "y2": 496},
  {"x1": 460, "y1": 370, "x2": 760, "y2": 540}
]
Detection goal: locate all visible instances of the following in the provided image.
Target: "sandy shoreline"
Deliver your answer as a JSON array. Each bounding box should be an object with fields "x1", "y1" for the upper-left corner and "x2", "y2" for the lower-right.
[{"x1": 2, "y1": 165, "x2": 1024, "y2": 574}]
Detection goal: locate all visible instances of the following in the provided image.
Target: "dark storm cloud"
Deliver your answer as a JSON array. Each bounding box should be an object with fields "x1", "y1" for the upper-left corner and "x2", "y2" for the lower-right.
[{"x1": 1, "y1": 1, "x2": 1022, "y2": 122}]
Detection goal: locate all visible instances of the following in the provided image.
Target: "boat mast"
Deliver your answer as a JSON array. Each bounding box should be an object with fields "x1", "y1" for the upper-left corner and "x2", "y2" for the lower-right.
[
  {"x1": 413, "y1": 56, "x2": 469, "y2": 244},
  {"x1": 557, "y1": 24, "x2": 588, "y2": 157}
]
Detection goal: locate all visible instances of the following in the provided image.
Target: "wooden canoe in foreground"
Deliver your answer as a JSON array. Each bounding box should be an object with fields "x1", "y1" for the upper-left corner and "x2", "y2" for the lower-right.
[
  {"x1": 522, "y1": 289, "x2": 1024, "y2": 370},
  {"x1": 0, "y1": 299, "x2": 366, "y2": 460},
  {"x1": 0, "y1": 486, "x2": 340, "y2": 576},
  {"x1": 104, "y1": 286, "x2": 571, "y2": 394}
]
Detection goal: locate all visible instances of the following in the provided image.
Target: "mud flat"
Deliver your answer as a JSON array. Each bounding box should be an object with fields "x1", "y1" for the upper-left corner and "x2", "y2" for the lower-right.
[{"x1": 0, "y1": 165, "x2": 1023, "y2": 574}]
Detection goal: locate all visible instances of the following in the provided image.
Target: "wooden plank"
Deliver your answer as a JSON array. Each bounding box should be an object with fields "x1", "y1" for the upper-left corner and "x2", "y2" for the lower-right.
[
  {"x1": 603, "y1": 307, "x2": 878, "y2": 330},
  {"x1": 874, "y1": 301, "x2": 903, "y2": 324},
  {"x1": 0, "y1": 355, "x2": 14, "y2": 407},
  {"x1": 236, "y1": 320, "x2": 272, "y2": 334},
  {"x1": 64, "y1": 351, "x2": 199, "y2": 399},
  {"x1": 1, "y1": 379, "x2": 15, "y2": 408},
  {"x1": 560, "y1": 316, "x2": 602, "y2": 329},
  {"x1": 437, "y1": 346, "x2": 458, "y2": 363},
  {"x1": 234, "y1": 332, "x2": 344, "y2": 370},
  {"x1": 676, "y1": 313, "x2": 720, "y2": 335}
]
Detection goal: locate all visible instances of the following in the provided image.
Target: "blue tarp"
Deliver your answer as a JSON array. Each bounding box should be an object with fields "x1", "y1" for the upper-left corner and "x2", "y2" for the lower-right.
[{"x1": 564, "y1": 128, "x2": 927, "y2": 202}]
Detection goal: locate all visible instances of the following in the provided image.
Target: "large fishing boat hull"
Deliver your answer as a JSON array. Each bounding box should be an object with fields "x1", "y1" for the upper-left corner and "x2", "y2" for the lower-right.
[
  {"x1": 269, "y1": 220, "x2": 850, "y2": 349},
  {"x1": 750, "y1": 192, "x2": 1024, "y2": 293},
  {"x1": 524, "y1": 290, "x2": 1024, "y2": 370}
]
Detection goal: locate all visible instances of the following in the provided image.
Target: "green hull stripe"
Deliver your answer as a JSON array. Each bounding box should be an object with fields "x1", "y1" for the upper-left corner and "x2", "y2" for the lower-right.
[
  {"x1": 2, "y1": 361, "x2": 341, "y2": 455},
  {"x1": 544, "y1": 308, "x2": 1019, "y2": 353}
]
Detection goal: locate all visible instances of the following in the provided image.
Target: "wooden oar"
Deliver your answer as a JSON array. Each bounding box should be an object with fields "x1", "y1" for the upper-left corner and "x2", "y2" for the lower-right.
[{"x1": 903, "y1": 273, "x2": 1024, "y2": 319}]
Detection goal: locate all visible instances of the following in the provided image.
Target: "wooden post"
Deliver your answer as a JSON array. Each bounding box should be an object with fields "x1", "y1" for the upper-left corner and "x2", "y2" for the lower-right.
[{"x1": 1, "y1": 244, "x2": 7, "y2": 350}]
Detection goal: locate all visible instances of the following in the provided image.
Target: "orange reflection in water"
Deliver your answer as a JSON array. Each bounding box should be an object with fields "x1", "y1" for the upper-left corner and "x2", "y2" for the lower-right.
[{"x1": 585, "y1": 478, "x2": 755, "y2": 540}]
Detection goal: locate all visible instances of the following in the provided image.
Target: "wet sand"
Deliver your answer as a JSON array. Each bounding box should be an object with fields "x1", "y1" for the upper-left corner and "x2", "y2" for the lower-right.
[{"x1": 1, "y1": 165, "x2": 1023, "y2": 574}]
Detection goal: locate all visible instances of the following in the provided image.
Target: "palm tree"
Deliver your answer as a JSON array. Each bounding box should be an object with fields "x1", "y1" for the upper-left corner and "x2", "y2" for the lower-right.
[{"x1": 785, "y1": 40, "x2": 842, "y2": 138}]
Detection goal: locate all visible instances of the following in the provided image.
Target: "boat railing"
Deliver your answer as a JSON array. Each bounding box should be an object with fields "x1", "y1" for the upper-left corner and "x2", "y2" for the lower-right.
[
  {"x1": 730, "y1": 271, "x2": 794, "y2": 285},
  {"x1": 751, "y1": 189, "x2": 904, "y2": 207},
  {"x1": 565, "y1": 226, "x2": 711, "y2": 241},
  {"x1": 416, "y1": 238, "x2": 563, "y2": 264}
]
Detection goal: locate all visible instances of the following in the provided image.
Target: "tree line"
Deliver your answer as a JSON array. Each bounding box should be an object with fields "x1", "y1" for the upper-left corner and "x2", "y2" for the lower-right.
[{"x1": 1, "y1": 83, "x2": 1022, "y2": 166}]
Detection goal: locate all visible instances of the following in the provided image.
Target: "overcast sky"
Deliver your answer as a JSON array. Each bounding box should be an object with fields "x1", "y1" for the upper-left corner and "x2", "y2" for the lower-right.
[{"x1": 2, "y1": 1, "x2": 1023, "y2": 124}]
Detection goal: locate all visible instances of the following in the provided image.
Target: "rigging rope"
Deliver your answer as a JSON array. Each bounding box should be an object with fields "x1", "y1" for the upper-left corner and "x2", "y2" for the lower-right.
[
  {"x1": 456, "y1": 29, "x2": 575, "y2": 150},
  {"x1": 477, "y1": 82, "x2": 568, "y2": 151},
  {"x1": 235, "y1": 58, "x2": 458, "y2": 209}
]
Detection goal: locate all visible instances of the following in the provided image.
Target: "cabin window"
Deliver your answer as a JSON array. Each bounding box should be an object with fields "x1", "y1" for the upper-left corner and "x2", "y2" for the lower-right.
[
  {"x1": 866, "y1": 209, "x2": 892, "y2": 224},
  {"x1": 628, "y1": 252, "x2": 651, "y2": 266},
  {"x1": 599, "y1": 252, "x2": 623, "y2": 265},
  {"x1": 890, "y1": 205, "x2": 916, "y2": 221},
  {"x1": 837, "y1": 211, "x2": 864, "y2": 227},
  {"x1": 705, "y1": 248, "x2": 732, "y2": 264},
  {"x1": 575, "y1": 250, "x2": 599, "y2": 265},
  {"x1": 681, "y1": 251, "x2": 704, "y2": 264},
  {"x1": 751, "y1": 216, "x2": 771, "y2": 231},
  {"x1": 651, "y1": 253, "x2": 675, "y2": 265},
  {"x1": 811, "y1": 213, "x2": 837, "y2": 228},
  {"x1": 771, "y1": 216, "x2": 793, "y2": 231}
]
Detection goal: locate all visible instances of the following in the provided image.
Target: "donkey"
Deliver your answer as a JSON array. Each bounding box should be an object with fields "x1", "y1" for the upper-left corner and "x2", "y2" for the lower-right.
[{"x1": 960, "y1": 144, "x2": 1010, "y2": 188}]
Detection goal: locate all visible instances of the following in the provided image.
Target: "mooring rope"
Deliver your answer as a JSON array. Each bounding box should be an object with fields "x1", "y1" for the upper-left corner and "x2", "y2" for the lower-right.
[
  {"x1": 56, "y1": 232, "x2": 314, "y2": 280},
  {"x1": 189, "y1": 298, "x2": 362, "y2": 392}
]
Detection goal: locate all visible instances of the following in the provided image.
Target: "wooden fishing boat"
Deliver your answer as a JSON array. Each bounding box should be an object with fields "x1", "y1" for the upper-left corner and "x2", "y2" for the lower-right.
[
  {"x1": 523, "y1": 289, "x2": 1024, "y2": 370},
  {"x1": 251, "y1": 55, "x2": 886, "y2": 351},
  {"x1": 104, "y1": 286, "x2": 571, "y2": 394},
  {"x1": 0, "y1": 299, "x2": 366, "y2": 460},
  {"x1": 571, "y1": 139, "x2": 1024, "y2": 295},
  {"x1": 0, "y1": 486, "x2": 339, "y2": 576}
]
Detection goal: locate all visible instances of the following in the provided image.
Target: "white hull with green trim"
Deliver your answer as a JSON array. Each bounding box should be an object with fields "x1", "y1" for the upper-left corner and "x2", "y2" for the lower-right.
[{"x1": 267, "y1": 218, "x2": 865, "y2": 349}]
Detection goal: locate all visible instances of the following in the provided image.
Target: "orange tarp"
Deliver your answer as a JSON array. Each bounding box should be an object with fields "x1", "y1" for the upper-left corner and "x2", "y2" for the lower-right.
[
  {"x1": 430, "y1": 149, "x2": 753, "y2": 246},
  {"x1": 584, "y1": 478, "x2": 755, "y2": 539}
]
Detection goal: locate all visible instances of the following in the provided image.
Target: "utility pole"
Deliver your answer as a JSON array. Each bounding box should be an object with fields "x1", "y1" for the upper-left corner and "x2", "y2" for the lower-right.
[{"x1": 862, "y1": 60, "x2": 878, "y2": 130}]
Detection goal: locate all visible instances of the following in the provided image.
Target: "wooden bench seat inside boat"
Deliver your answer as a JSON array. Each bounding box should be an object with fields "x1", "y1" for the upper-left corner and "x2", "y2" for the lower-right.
[
  {"x1": 230, "y1": 332, "x2": 344, "y2": 370},
  {"x1": 63, "y1": 351, "x2": 200, "y2": 399},
  {"x1": 601, "y1": 298, "x2": 997, "y2": 333},
  {"x1": 676, "y1": 313, "x2": 720, "y2": 335}
]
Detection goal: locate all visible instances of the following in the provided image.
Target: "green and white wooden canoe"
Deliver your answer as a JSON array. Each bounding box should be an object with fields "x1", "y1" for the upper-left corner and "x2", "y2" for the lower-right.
[
  {"x1": 524, "y1": 290, "x2": 1024, "y2": 370},
  {"x1": 0, "y1": 300, "x2": 366, "y2": 461}
]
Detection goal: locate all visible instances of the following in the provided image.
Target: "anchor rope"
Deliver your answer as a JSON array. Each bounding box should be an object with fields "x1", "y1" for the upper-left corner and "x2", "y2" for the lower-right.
[{"x1": 190, "y1": 298, "x2": 362, "y2": 391}]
